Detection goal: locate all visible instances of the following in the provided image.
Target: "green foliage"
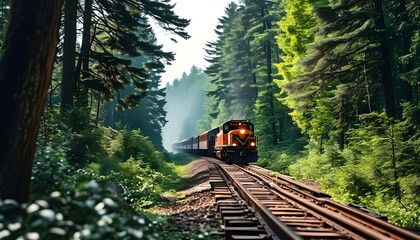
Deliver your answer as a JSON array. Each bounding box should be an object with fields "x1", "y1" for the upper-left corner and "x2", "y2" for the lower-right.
[
  {"x1": 257, "y1": 150, "x2": 298, "y2": 175},
  {"x1": 108, "y1": 129, "x2": 164, "y2": 170},
  {"x1": 101, "y1": 158, "x2": 164, "y2": 208},
  {"x1": 68, "y1": 128, "x2": 108, "y2": 166},
  {"x1": 0, "y1": 182, "x2": 170, "y2": 239},
  {"x1": 289, "y1": 148, "x2": 334, "y2": 180},
  {"x1": 34, "y1": 112, "x2": 172, "y2": 207},
  {"x1": 373, "y1": 198, "x2": 420, "y2": 228},
  {"x1": 31, "y1": 145, "x2": 75, "y2": 198},
  {"x1": 289, "y1": 108, "x2": 420, "y2": 226},
  {"x1": 322, "y1": 165, "x2": 375, "y2": 204}
]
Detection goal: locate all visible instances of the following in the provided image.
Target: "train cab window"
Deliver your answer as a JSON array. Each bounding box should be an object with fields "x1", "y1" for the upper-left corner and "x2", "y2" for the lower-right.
[
  {"x1": 222, "y1": 122, "x2": 254, "y2": 133},
  {"x1": 223, "y1": 124, "x2": 229, "y2": 133}
]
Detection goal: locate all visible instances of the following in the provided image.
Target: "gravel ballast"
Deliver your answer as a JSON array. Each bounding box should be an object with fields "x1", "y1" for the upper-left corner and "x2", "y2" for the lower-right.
[{"x1": 153, "y1": 159, "x2": 221, "y2": 233}]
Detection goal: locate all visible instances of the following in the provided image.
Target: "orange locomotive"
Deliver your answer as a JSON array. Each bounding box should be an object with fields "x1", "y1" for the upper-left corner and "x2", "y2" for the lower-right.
[{"x1": 173, "y1": 120, "x2": 258, "y2": 164}]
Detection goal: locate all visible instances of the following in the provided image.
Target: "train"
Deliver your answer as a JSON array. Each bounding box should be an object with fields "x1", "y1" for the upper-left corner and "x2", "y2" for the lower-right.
[{"x1": 172, "y1": 120, "x2": 258, "y2": 164}]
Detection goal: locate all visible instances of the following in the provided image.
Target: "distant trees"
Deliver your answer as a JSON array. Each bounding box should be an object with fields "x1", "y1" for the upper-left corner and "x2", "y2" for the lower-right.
[
  {"x1": 163, "y1": 66, "x2": 212, "y2": 150},
  {"x1": 0, "y1": 0, "x2": 63, "y2": 202}
]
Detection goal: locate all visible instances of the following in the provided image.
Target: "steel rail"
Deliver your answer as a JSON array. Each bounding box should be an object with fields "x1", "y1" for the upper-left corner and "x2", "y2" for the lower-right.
[
  {"x1": 239, "y1": 165, "x2": 419, "y2": 240},
  {"x1": 322, "y1": 199, "x2": 420, "y2": 240},
  {"x1": 244, "y1": 165, "x2": 330, "y2": 198},
  {"x1": 206, "y1": 158, "x2": 303, "y2": 240}
]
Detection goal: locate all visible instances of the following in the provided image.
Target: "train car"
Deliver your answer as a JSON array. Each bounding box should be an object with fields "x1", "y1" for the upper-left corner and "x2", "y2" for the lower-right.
[
  {"x1": 172, "y1": 120, "x2": 258, "y2": 164},
  {"x1": 198, "y1": 128, "x2": 218, "y2": 155}
]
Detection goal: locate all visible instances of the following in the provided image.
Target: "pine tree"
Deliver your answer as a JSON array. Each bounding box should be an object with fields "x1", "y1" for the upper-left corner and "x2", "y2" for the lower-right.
[
  {"x1": 60, "y1": 0, "x2": 77, "y2": 112},
  {"x1": 59, "y1": 0, "x2": 190, "y2": 115},
  {"x1": 104, "y1": 50, "x2": 168, "y2": 150}
]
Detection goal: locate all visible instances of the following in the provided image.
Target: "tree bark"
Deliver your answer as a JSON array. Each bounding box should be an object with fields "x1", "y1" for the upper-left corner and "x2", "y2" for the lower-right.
[
  {"x1": 60, "y1": 0, "x2": 78, "y2": 112},
  {"x1": 261, "y1": 2, "x2": 278, "y2": 146},
  {"x1": 75, "y1": 0, "x2": 92, "y2": 107},
  {"x1": 0, "y1": 0, "x2": 63, "y2": 202},
  {"x1": 373, "y1": 0, "x2": 396, "y2": 118},
  {"x1": 398, "y1": 0, "x2": 413, "y2": 104}
]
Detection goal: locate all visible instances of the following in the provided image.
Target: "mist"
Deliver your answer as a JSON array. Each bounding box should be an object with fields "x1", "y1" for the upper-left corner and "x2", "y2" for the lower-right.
[{"x1": 162, "y1": 66, "x2": 212, "y2": 151}]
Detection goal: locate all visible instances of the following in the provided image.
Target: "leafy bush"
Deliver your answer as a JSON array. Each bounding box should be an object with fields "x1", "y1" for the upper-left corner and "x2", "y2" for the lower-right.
[
  {"x1": 321, "y1": 165, "x2": 375, "y2": 204},
  {"x1": 31, "y1": 144, "x2": 75, "y2": 198},
  {"x1": 108, "y1": 129, "x2": 164, "y2": 170},
  {"x1": 289, "y1": 148, "x2": 333, "y2": 180},
  {"x1": 100, "y1": 158, "x2": 165, "y2": 208},
  {"x1": 0, "y1": 182, "x2": 167, "y2": 240},
  {"x1": 372, "y1": 197, "x2": 420, "y2": 228}
]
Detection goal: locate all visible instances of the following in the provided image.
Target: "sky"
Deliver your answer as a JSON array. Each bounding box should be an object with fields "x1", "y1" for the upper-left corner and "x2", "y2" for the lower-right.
[{"x1": 154, "y1": 0, "x2": 236, "y2": 86}]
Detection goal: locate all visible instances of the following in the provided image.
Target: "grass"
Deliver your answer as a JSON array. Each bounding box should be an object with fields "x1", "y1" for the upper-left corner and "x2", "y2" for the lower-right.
[
  {"x1": 158, "y1": 152, "x2": 202, "y2": 193},
  {"x1": 169, "y1": 152, "x2": 201, "y2": 166}
]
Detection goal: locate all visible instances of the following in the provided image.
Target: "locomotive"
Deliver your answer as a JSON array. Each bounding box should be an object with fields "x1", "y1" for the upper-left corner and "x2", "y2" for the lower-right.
[{"x1": 172, "y1": 120, "x2": 258, "y2": 164}]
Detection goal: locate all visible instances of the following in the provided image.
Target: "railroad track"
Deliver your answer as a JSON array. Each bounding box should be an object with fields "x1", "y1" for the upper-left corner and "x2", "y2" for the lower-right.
[{"x1": 204, "y1": 157, "x2": 419, "y2": 240}]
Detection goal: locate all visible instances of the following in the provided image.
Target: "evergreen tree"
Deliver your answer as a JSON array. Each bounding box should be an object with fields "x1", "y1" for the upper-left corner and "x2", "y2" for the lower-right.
[
  {"x1": 397, "y1": 0, "x2": 420, "y2": 105},
  {"x1": 205, "y1": 3, "x2": 244, "y2": 119},
  {"x1": 59, "y1": 0, "x2": 190, "y2": 115},
  {"x1": 60, "y1": 0, "x2": 77, "y2": 112},
  {"x1": 242, "y1": 0, "x2": 283, "y2": 148},
  {"x1": 103, "y1": 50, "x2": 168, "y2": 150}
]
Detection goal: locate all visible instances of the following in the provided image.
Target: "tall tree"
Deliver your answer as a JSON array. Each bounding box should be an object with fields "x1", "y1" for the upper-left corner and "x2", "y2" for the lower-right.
[
  {"x1": 277, "y1": 0, "x2": 405, "y2": 151},
  {"x1": 0, "y1": 0, "x2": 63, "y2": 202},
  {"x1": 59, "y1": 0, "x2": 190, "y2": 115},
  {"x1": 373, "y1": 0, "x2": 396, "y2": 118},
  {"x1": 242, "y1": 0, "x2": 283, "y2": 148},
  {"x1": 60, "y1": 0, "x2": 78, "y2": 112},
  {"x1": 103, "y1": 49, "x2": 168, "y2": 150}
]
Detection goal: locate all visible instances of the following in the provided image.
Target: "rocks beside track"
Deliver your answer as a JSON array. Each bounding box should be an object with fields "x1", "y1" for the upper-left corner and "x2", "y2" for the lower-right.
[{"x1": 152, "y1": 159, "x2": 222, "y2": 235}]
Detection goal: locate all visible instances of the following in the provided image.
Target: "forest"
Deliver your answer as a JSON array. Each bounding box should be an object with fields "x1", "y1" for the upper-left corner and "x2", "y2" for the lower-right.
[{"x1": 0, "y1": 0, "x2": 419, "y2": 238}]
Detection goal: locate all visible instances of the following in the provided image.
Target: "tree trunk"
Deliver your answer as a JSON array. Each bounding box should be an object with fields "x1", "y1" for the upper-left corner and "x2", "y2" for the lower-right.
[
  {"x1": 60, "y1": 0, "x2": 78, "y2": 112},
  {"x1": 389, "y1": 123, "x2": 401, "y2": 203},
  {"x1": 338, "y1": 98, "x2": 345, "y2": 150},
  {"x1": 278, "y1": 113, "x2": 284, "y2": 142},
  {"x1": 373, "y1": 0, "x2": 396, "y2": 118},
  {"x1": 398, "y1": 0, "x2": 413, "y2": 104},
  {"x1": 75, "y1": 0, "x2": 93, "y2": 107},
  {"x1": 0, "y1": 0, "x2": 63, "y2": 203},
  {"x1": 247, "y1": 38, "x2": 258, "y2": 102},
  {"x1": 261, "y1": 3, "x2": 277, "y2": 146}
]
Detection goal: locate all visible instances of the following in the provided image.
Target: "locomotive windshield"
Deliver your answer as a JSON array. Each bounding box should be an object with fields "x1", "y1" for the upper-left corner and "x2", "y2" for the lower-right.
[{"x1": 222, "y1": 121, "x2": 254, "y2": 133}]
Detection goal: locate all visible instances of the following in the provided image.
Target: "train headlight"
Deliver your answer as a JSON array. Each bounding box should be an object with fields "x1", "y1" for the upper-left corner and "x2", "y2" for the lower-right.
[
  {"x1": 232, "y1": 143, "x2": 237, "y2": 146},
  {"x1": 250, "y1": 142, "x2": 256, "y2": 147},
  {"x1": 240, "y1": 129, "x2": 245, "y2": 134}
]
